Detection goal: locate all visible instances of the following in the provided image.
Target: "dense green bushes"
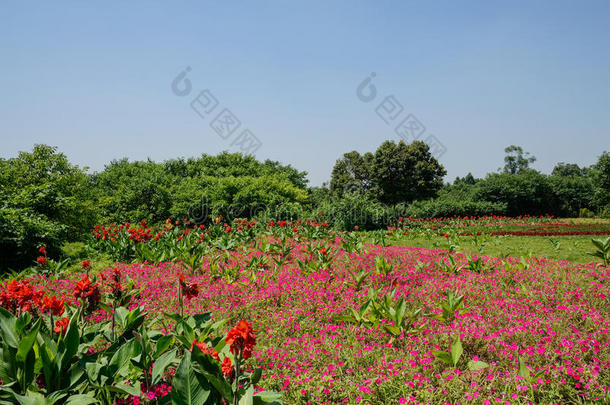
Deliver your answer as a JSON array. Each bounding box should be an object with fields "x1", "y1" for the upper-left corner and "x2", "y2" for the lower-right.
[
  {"x1": 2, "y1": 144, "x2": 609, "y2": 271},
  {"x1": 92, "y1": 153, "x2": 309, "y2": 224},
  {"x1": 0, "y1": 145, "x2": 97, "y2": 270}
]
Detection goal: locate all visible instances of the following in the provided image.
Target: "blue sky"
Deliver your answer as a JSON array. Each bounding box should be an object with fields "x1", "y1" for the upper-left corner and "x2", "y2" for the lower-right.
[{"x1": 1, "y1": 1, "x2": 609, "y2": 185}]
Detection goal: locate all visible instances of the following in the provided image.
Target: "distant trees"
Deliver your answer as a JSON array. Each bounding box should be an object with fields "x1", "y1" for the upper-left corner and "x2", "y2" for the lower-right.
[
  {"x1": 590, "y1": 151, "x2": 610, "y2": 212},
  {"x1": 329, "y1": 140, "x2": 446, "y2": 204},
  {"x1": 0, "y1": 145, "x2": 97, "y2": 271},
  {"x1": 92, "y1": 152, "x2": 309, "y2": 224},
  {"x1": 503, "y1": 145, "x2": 536, "y2": 174}
]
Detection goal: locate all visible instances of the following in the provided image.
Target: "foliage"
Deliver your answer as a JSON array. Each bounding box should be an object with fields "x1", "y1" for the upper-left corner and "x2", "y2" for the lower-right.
[
  {"x1": 503, "y1": 145, "x2": 536, "y2": 175},
  {"x1": 0, "y1": 145, "x2": 97, "y2": 272},
  {"x1": 329, "y1": 140, "x2": 446, "y2": 204}
]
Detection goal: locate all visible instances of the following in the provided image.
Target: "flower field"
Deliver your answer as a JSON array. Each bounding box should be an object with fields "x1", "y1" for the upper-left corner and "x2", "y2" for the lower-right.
[{"x1": 4, "y1": 217, "x2": 610, "y2": 404}]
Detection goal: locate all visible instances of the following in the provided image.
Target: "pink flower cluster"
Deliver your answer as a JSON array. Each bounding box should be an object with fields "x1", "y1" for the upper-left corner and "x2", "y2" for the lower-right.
[{"x1": 19, "y1": 240, "x2": 610, "y2": 403}]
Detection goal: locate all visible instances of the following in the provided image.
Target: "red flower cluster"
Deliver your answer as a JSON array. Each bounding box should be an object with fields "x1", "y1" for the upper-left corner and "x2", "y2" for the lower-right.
[
  {"x1": 81, "y1": 260, "x2": 91, "y2": 270},
  {"x1": 37, "y1": 256, "x2": 47, "y2": 266},
  {"x1": 179, "y1": 275, "x2": 199, "y2": 300},
  {"x1": 221, "y1": 357, "x2": 234, "y2": 379},
  {"x1": 191, "y1": 339, "x2": 220, "y2": 361},
  {"x1": 225, "y1": 320, "x2": 256, "y2": 360},
  {"x1": 54, "y1": 317, "x2": 70, "y2": 336},
  {"x1": 41, "y1": 295, "x2": 65, "y2": 316},
  {"x1": 191, "y1": 339, "x2": 234, "y2": 379},
  {"x1": 0, "y1": 279, "x2": 44, "y2": 314},
  {"x1": 73, "y1": 276, "x2": 101, "y2": 313}
]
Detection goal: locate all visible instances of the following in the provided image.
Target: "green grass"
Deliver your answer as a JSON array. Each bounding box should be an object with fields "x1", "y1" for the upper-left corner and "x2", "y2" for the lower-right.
[{"x1": 386, "y1": 233, "x2": 602, "y2": 264}]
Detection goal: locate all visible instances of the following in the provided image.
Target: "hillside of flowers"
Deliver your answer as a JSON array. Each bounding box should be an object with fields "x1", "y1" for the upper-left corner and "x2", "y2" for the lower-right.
[{"x1": 2, "y1": 218, "x2": 609, "y2": 404}]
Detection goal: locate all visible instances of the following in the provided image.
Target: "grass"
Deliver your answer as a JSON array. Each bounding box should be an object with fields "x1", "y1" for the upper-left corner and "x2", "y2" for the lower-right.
[
  {"x1": 376, "y1": 218, "x2": 610, "y2": 265},
  {"x1": 387, "y1": 234, "x2": 602, "y2": 264}
]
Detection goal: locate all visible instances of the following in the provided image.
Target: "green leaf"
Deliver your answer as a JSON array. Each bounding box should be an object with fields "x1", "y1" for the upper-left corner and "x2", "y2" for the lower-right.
[
  {"x1": 108, "y1": 381, "x2": 142, "y2": 397},
  {"x1": 467, "y1": 360, "x2": 489, "y2": 371},
  {"x1": 63, "y1": 395, "x2": 99, "y2": 405},
  {"x1": 154, "y1": 335, "x2": 174, "y2": 358},
  {"x1": 382, "y1": 324, "x2": 401, "y2": 337},
  {"x1": 251, "y1": 368, "x2": 263, "y2": 385},
  {"x1": 0, "y1": 307, "x2": 19, "y2": 348},
  {"x1": 17, "y1": 319, "x2": 40, "y2": 363},
  {"x1": 432, "y1": 351, "x2": 452, "y2": 365},
  {"x1": 171, "y1": 351, "x2": 211, "y2": 405},
  {"x1": 108, "y1": 339, "x2": 136, "y2": 376},
  {"x1": 253, "y1": 391, "x2": 283, "y2": 405},
  {"x1": 59, "y1": 314, "x2": 80, "y2": 371},
  {"x1": 13, "y1": 392, "x2": 48, "y2": 405},
  {"x1": 518, "y1": 357, "x2": 530, "y2": 380},
  {"x1": 152, "y1": 349, "x2": 178, "y2": 386},
  {"x1": 450, "y1": 336, "x2": 463, "y2": 367}
]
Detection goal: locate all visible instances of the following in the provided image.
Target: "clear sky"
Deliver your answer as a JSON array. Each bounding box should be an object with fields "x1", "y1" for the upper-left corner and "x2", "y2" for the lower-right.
[{"x1": 1, "y1": 1, "x2": 609, "y2": 185}]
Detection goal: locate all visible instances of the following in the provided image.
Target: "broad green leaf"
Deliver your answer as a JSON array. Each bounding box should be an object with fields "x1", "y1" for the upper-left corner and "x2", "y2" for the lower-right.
[
  {"x1": 108, "y1": 381, "x2": 142, "y2": 396},
  {"x1": 253, "y1": 391, "x2": 283, "y2": 405},
  {"x1": 171, "y1": 351, "x2": 211, "y2": 405},
  {"x1": 16, "y1": 319, "x2": 40, "y2": 363},
  {"x1": 63, "y1": 394, "x2": 99, "y2": 405},
  {"x1": 467, "y1": 360, "x2": 489, "y2": 371},
  {"x1": 432, "y1": 351, "x2": 452, "y2": 365},
  {"x1": 108, "y1": 339, "x2": 136, "y2": 376},
  {"x1": 251, "y1": 368, "x2": 263, "y2": 385},
  {"x1": 0, "y1": 307, "x2": 19, "y2": 348},
  {"x1": 518, "y1": 357, "x2": 530, "y2": 380},
  {"x1": 152, "y1": 349, "x2": 178, "y2": 386},
  {"x1": 154, "y1": 335, "x2": 174, "y2": 358},
  {"x1": 450, "y1": 336, "x2": 463, "y2": 367}
]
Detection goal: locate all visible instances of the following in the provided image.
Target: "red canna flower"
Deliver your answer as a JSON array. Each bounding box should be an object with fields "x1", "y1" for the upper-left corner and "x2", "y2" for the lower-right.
[
  {"x1": 38, "y1": 246, "x2": 47, "y2": 255},
  {"x1": 0, "y1": 279, "x2": 43, "y2": 314},
  {"x1": 54, "y1": 317, "x2": 70, "y2": 336},
  {"x1": 190, "y1": 339, "x2": 220, "y2": 361},
  {"x1": 41, "y1": 295, "x2": 65, "y2": 316},
  {"x1": 225, "y1": 320, "x2": 256, "y2": 360},
  {"x1": 81, "y1": 260, "x2": 91, "y2": 270},
  {"x1": 178, "y1": 274, "x2": 198, "y2": 300},
  {"x1": 37, "y1": 256, "x2": 47, "y2": 266},
  {"x1": 221, "y1": 356, "x2": 234, "y2": 379},
  {"x1": 73, "y1": 276, "x2": 101, "y2": 313}
]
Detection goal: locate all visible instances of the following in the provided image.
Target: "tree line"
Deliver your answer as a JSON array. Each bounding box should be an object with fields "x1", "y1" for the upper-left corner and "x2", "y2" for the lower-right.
[{"x1": 1, "y1": 142, "x2": 609, "y2": 270}]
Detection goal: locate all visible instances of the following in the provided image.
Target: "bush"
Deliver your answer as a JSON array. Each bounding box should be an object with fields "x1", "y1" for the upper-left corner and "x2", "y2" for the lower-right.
[
  {"x1": 0, "y1": 145, "x2": 97, "y2": 272},
  {"x1": 318, "y1": 194, "x2": 391, "y2": 231},
  {"x1": 404, "y1": 199, "x2": 507, "y2": 218}
]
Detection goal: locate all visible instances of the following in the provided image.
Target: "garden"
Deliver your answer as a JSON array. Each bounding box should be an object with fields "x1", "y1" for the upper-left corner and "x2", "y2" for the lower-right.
[{"x1": 1, "y1": 215, "x2": 610, "y2": 404}]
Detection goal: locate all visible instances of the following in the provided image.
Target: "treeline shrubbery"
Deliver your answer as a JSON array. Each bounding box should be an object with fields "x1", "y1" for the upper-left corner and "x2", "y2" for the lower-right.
[{"x1": 1, "y1": 143, "x2": 609, "y2": 271}]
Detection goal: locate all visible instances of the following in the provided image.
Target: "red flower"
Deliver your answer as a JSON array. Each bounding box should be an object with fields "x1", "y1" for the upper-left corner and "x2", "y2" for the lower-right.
[
  {"x1": 319, "y1": 247, "x2": 328, "y2": 256},
  {"x1": 81, "y1": 260, "x2": 91, "y2": 270},
  {"x1": 54, "y1": 317, "x2": 70, "y2": 336},
  {"x1": 73, "y1": 276, "x2": 101, "y2": 313},
  {"x1": 221, "y1": 357, "x2": 234, "y2": 379},
  {"x1": 41, "y1": 295, "x2": 65, "y2": 316},
  {"x1": 38, "y1": 246, "x2": 47, "y2": 255},
  {"x1": 190, "y1": 339, "x2": 220, "y2": 361},
  {"x1": 225, "y1": 320, "x2": 256, "y2": 360},
  {"x1": 179, "y1": 276, "x2": 199, "y2": 300},
  {"x1": 0, "y1": 279, "x2": 44, "y2": 314},
  {"x1": 37, "y1": 256, "x2": 47, "y2": 266}
]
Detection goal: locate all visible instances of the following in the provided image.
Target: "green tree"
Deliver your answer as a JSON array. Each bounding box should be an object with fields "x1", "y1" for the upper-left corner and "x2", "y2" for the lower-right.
[
  {"x1": 503, "y1": 145, "x2": 536, "y2": 174},
  {"x1": 590, "y1": 151, "x2": 610, "y2": 211},
  {"x1": 0, "y1": 145, "x2": 97, "y2": 271},
  {"x1": 329, "y1": 151, "x2": 375, "y2": 198},
  {"x1": 552, "y1": 162, "x2": 587, "y2": 177},
  {"x1": 372, "y1": 140, "x2": 446, "y2": 204}
]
